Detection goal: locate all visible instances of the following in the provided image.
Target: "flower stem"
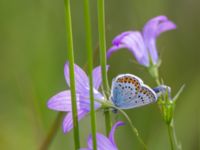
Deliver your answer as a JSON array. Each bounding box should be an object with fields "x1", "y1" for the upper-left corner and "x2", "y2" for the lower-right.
[
  {"x1": 167, "y1": 122, "x2": 174, "y2": 150},
  {"x1": 64, "y1": 0, "x2": 80, "y2": 148},
  {"x1": 83, "y1": 0, "x2": 97, "y2": 149},
  {"x1": 150, "y1": 67, "x2": 181, "y2": 150},
  {"x1": 97, "y1": 0, "x2": 112, "y2": 136},
  {"x1": 170, "y1": 119, "x2": 182, "y2": 150}
]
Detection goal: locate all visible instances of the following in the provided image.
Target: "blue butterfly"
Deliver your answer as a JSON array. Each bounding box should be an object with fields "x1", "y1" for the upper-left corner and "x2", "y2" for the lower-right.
[{"x1": 110, "y1": 74, "x2": 168, "y2": 109}]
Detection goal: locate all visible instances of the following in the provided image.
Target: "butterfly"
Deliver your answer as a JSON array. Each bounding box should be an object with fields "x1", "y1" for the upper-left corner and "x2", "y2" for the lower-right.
[{"x1": 110, "y1": 74, "x2": 167, "y2": 109}]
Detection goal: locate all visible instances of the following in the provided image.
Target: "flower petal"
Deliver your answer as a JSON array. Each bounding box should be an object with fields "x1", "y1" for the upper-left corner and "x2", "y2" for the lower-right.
[
  {"x1": 79, "y1": 94, "x2": 102, "y2": 111},
  {"x1": 143, "y1": 16, "x2": 176, "y2": 64},
  {"x1": 107, "y1": 31, "x2": 133, "y2": 58},
  {"x1": 63, "y1": 110, "x2": 89, "y2": 133},
  {"x1": 112, "y1": 31, "x2": 133, "y2": 46},
  {"x1": 107, "y1": 45, "x2": 126, "y2": 59},
  {"x1": 47, "y1": 90, "x2": 94, "y2": 111},
  {"x1": 64, "y1": 62, "x2": 89, "y2": 96},
  {"x1": 87, "y1": 134, "x2": 117, "y2": 150},
  {"x1": 107, "y1": 31, "x2": 149, "y2": 66},
  {"x1": 47, "y1": 90, "x2": 75, "y2": 111},
  {"x1": 109, "y1": 121, "x2": 125, "y2": 147},
  {"x1": 92, "y1": 65, "x2": 109, "y2": 90}
]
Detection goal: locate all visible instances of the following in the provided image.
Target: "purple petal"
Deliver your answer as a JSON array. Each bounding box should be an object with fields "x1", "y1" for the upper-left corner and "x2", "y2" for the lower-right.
[
  {"x1": 63, "y1": 110, "x2": 89, "y2": 133},
  {"x1": 87, "y1": 134, "x2": 117, "y2": 150},
  {"x1": 107, "y1": 31, "x2": 133, "y2": 58},
  {"x1": 62, "y1": 99, "x2": 102, "y2": 133},
  {"x1": 107, "y1": 45, "x2": 126, "y2": 59},
  {"x1": 79, "y1": 94, "x2": 102, "y2": 111},
  {"x1": 143, "y1": 16, "x2": 176, "y2": 64},
  {"x1": 47, "y1": 90, "x2": 77, "y2": 111},
  {"x1": 112, "y1": 31, "x2": 133, "y2": 46},
  {"x1": 64, "y1": 62, "x2": 89, "y2": 96},
  {"x1": 79, "y1": 149, "x2": 91, "y2": 150},
  {"x1": 47, "y1": 90, "x2": 94, "y2": 112},
  {"x1": 107, "y1": 31, "x2": 149, "y2": 66},
  {"x1": 92, "y1": 65, "x2": 109, "y2": 90},
  {"x1": 109, "y1": 121, "x2": 125, "y2": 147}
]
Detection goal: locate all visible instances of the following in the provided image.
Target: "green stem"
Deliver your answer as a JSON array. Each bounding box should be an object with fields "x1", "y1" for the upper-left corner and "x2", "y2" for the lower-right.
[
  {"x1": 83, "y1": 0, "x2": 97, "y2": 149},
  {"x1": 167, "y1": 123, "x2": 174, "y2": 150},
  {"x1": 64, "y1": 0, "x2": 80, "y2": 149},
  {"x1": 40, "y1": 38, "x2": 101, "y2": 150},
  {"x1": 39, "y1": 112, "x2": 64, "y2": 150},
  {"x1": 97, "y1": 0, "x2": 112, "y2": 136},
  {"x1": 151, "y1": 67, "x2": 181, "y2": 150},
  {"x1": 171, "y1": 119, "x2": 182, "y2": 150}
]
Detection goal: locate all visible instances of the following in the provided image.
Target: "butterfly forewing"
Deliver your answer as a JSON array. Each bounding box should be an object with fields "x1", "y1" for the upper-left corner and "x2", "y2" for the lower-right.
[{"x1": 111, "y1": 74, "x2": 157, "y2": 109}]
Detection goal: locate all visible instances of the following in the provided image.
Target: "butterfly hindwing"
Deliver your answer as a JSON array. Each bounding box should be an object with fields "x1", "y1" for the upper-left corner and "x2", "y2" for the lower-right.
[{"x1": 111, "y1": 74, "x2": 157, "y2": 109}]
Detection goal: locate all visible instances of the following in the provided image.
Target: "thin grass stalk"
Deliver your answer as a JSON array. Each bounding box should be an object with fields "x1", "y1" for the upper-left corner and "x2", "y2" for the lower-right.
[
  {"x1": 97, "y1": 0, "x2": 112, "y2": 135},
  {"x1": 40, "y1": 36, "x2": 100, "y2": 150},
  {"x1": 64, "y1": 0, "x2": 80, "y2": 148},
  {"x1": 83, "y1": 0, "x2": 97, "y2": 149}
]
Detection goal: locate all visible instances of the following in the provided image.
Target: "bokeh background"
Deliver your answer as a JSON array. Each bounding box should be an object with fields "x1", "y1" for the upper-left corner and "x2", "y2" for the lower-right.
[{"x1": 0, "y1": 0, "x2": 200, "y2": 149}]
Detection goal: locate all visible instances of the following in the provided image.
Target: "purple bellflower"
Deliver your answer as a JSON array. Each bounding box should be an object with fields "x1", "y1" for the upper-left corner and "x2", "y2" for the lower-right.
[
  {"x1": 80, "y1": 121, "x2": 125, "y2": 150},
  {"x1": 47, "y1": 62, "x2": 108, "y2": 133},
  {"x1": 107, "y1": 15, "x2": 176, "y2": 67}
]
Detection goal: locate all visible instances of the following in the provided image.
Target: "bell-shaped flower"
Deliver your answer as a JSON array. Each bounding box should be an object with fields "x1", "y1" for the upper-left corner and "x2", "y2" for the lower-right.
[
  {"x1": 107, "y1": 15, "x2": 176, "y2": 67},
  {"x1": 80, "y1": 121, "x2": 125, "y2": 150},
  {"x1": 47, "y1": 62, "x2": 108, "y2": 133}
]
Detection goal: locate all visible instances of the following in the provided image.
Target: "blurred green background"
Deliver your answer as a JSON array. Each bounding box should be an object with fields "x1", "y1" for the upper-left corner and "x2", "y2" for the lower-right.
[{"x1": 0, "y1": 0, "x2": 200, "y2": 149}]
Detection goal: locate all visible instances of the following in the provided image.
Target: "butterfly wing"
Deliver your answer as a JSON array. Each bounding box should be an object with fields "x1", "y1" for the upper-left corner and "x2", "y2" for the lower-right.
[
  {"x1": 111, "y1": 74, "x2": 157, "y2": 109},
  {"x1": 129, "y1": 84, "x2": 157, "y2": 108}
]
